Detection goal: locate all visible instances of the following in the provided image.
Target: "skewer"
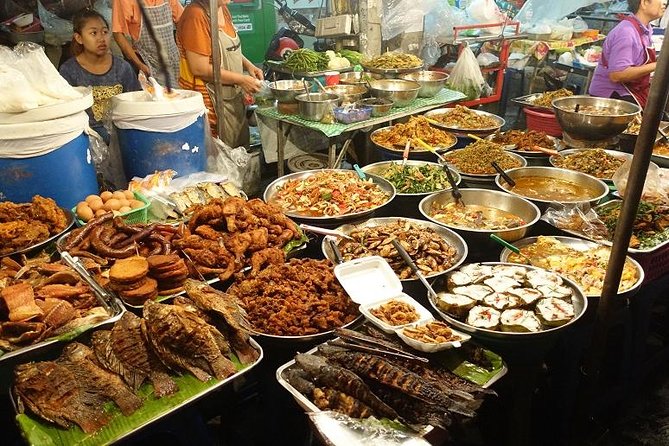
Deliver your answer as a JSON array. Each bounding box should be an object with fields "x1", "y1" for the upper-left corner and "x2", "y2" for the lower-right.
[
  {"x1": 328, "y1": 339, "x2": 429, "y2": 363},
  {"x1": 178, "y1": 248, "x2": 207, "y2": 282}
]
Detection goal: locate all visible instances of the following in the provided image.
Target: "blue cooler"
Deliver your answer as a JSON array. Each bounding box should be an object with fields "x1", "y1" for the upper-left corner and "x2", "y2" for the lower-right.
[{"x1": 111, "y1": 91, "x2": 207, "y2": 181}]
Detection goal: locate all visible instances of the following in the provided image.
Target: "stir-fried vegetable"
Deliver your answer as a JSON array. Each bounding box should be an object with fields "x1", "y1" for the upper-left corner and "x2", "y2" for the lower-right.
[
  {"x1": 444, "y1": 140, "x2": 522, "y2": 175},
  {"x1": 271, "y1": 171, "x2": 390, "y2": 217},
  {"x1": 552, "y1": 149, "x2": 624, "y2": 179},
  {"x1": 283, "y1": 49, "x2": 330, "y2": 73},
  {"x1": 378, "y1": 163, "x2": 449, "y2": 194}
]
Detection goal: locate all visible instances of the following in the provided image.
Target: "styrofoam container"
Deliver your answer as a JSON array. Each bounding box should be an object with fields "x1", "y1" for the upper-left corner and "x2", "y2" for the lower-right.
[
  {"x1": 395, "y1": 321, "x2": 471, "y2": 353},
  {"x1": 334, "y1": 256, "x2": 433, "y2": 333}
]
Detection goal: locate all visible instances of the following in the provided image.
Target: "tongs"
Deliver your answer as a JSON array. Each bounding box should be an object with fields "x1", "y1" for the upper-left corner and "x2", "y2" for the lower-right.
[
  {"x1": 413, "y1": 137, "x2": 446, "y2": 163},
  {"x1": 327, "y1": 237, "x2": 345, "y2": 264},
  {"x1": 443, "y1": 163, "x2": 465, "y2": 208},
  {"x1": 299, "y1": 223, "x2": 354, "y2": 240},
  {"x1": 60, "y1": 251, "x2": 115, "y2": 314},
  {"x1": 391, "y1": 239, "x2": 438, "y2": 300},
  {"x1": 333, "y1": 328, "x2": 429, "y2": 363}
]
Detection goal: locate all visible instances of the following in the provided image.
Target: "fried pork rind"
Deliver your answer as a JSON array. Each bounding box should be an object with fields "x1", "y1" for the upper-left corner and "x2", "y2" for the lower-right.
[{"x1": 0, "y1": 196, "x2": 68, "y2": 255}]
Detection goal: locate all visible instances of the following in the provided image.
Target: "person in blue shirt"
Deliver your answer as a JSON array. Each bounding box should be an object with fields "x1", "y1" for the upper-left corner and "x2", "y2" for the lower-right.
[{"x1": 59, "y1": 8, "x2": 140, "y2": 144}]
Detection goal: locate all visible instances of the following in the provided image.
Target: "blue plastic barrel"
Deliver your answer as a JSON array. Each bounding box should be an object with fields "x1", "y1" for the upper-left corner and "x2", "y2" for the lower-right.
[
  {"x1": 0, "y1": 112, "x2": 98, "y2": 209},
  {"x1": 112, "y1": 91, "x2": 207, "y2": 181}
]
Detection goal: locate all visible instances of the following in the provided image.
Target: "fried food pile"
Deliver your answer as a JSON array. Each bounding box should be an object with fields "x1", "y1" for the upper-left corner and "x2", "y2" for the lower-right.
[
  {"x1": 444, "y1": 140, "x2": 522, "y2": 175},
  {"x1": 531, "y1": 88, "x2": 573, "y2": 108},
  {"x1": 228, "y1": 258, "x2": 359, "y2": 336},
  {"x1": 491, "y1": 130, "x2": 554, "y2": 152},
  {"x1": 365, "y1": 52, "x2": 422, "y2": 69},
  {"x1": 0, "y1": 196, "x2": 68, "y2": 255},
  {"x1": 428, "y1": 105, "x2": 499, "y2": 129},
  {"x1": 371, "y1": 116, "x2": 456, "y2": 150},
  {"x1": 0, "y1": 254, "x2": 109, "y2": 352}
]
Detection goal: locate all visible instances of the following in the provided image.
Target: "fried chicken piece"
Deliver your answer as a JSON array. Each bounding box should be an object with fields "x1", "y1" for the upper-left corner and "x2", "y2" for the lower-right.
[
  {"x1": 188, "y1": 200, "x2": 225, "y2": 232},
  {"x1": 30, "y1": 196, "x2": 67, "y2": 233},
  {"x1": 250, "y1": 247, "x2": 285, "y2": 271},
  {"x1": 194, "y1": 225, "x2": 222, "y2": 241},
  {"x1": 225, "y1": 233, "x2": 252, "y2": 258},
  {"x1": 0, "y1": 201, "x2": 30, "y2": 223},
  {"x1": 0, "y1": 221, "x2": 50, "y2": 255}
]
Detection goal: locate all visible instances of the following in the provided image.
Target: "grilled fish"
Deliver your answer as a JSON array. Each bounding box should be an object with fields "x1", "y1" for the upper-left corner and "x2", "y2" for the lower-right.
[
  {"x1": 91, "y1": 330, "x2": 144, "y2": 391},
  {"x1": 173, "y1": 296, "x2": 233, "y2": 357},
  {"x1": 58, "y1": 342, "x2": 143, "y2": 416},
  {"x1": 14, "y1": 361, "x2": 110, "y2": 433},
  {"x1": 295, "y1": 353, "x2": 399, "y2": 420},
  {"x1": 369, "y1": 382, "x2": 453, "y2": 431},
  {"x1": 142, "y1": 300, "x2": 237, "y2": 381},
  {"x1": 313, "y1": 387, "x2": 375, "y2": 418},
  {"x1": 111, "y1": 312, "x2": 178, "y2": 397}
]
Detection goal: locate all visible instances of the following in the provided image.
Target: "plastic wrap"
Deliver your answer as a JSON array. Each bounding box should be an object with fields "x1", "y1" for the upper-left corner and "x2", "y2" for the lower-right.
[
  {"x1": 381, "y1": 0, "x2": 438, "y2": 41},
  {"x1": 90, "y1": 126, "x2": 127, "y2": 190},
  {"x1": 514, "y1": 0, "x2": 603, "y2": 28},
  {"x1": 541, "y1": 203, "x2": 610, "y2": 241},
  {"x1": 446, "y1": 45, "x2": 485, "y2": 100},
  {"x1": 208, "y1": 138, "x2": 261, "y2": 197},
  {"x1": 613, "y1": 159, "x2": 668, "y2": 203}
]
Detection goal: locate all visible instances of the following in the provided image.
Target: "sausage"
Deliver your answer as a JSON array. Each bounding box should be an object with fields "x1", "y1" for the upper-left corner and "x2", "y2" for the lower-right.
[
  {"x1": 147, "y1": 233, "x2": 170, "y2": 255},
  {"x1": 90, "y1": 225, "x2": 137, "y2": 258},
  {"x1": 145, "y1": 241, "x2": 163, "y2": 257},
  {"x1": 63, "y1": 212, "x2": 114, "y2": 250},
  {"x1": 69, "y1": 249, "x2": 109, "y2": 266},
  {"x1": 115, "y1": 225, "x2": 156, "y2": 248},
  {"x1": 113, "y1": 216, "x2": 142, "y2": 235},
  {"x1": 109, "y1": 232, "x2": 129, "y2": 247}
]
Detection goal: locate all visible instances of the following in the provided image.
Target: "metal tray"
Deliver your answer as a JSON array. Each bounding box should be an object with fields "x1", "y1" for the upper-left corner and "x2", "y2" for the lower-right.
[
  {"x1": 369, "y1": 126, "x2": 457, "y2": 154},
  {"x1": 441, "y1": 149, "x2": 527, "y2": 182},
  {"x1": 511, "y1": 93, "x2": 555, "y2": 113},
  {"x1": 552, "y1": 199, "x2": 669, "y2": 254},
  {"x1": 263, "y1": 169, "x2": 397, "y2": 225},
  {"x1": 429, "y1": 262, "x2": 588, "y2": 342},
  {"x1": 11, "y1": 338, "x2": 263, "y2": 445},
  {"x1": 486, "y1": 132, "x2": 564, "y2": 157},
  {"x1": 548, "y1": 148, "x2": 636, "y2": 183},
  {"x1": 321, "y1": 217, "x2": 468, "y2": 283},
  {"x1": 1, "y1": 208, "x2": 74, "y2": 258},
  {"x1": 424, "y1": 108, "x2": 505, "y2": 136},
  {"x1": 0, "y1": 297, "x2": 125, "y2": 364},
  {"x1": 498, "y1": 235, "x2": 644, "y2": 298},
  {"x1": 266, "y1": 60, "x2": 354, "y2": 78},
  {"x1": 251, "y1": 315, "x2": 364, "y2": 345}
]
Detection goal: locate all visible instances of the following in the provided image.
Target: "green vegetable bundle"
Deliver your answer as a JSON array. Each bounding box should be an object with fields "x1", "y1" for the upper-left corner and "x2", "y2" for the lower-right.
[
  {"x1": 283, "y1": 49, "x2": 330, "y2": 73},
  {"x1": 339, "y1": 49, "x2": 364, "y2": 65}
]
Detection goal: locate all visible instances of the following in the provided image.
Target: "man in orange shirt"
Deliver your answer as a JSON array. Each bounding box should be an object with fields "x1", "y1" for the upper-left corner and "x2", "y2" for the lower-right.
[{"x1": 112, "y1": 0, "x2": 183, "y2": 86}]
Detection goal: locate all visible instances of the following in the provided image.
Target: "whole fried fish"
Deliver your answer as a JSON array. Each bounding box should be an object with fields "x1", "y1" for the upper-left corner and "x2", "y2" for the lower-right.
[
  {"x1": 58, "y1": 342, "x2": 142, "y2": 416},
  {"x1": 142, "y1": 300, "x2": 237, "y2": 381},
  {"x1": 14, "y1": 361, "x2": 111, "y2": 433}
]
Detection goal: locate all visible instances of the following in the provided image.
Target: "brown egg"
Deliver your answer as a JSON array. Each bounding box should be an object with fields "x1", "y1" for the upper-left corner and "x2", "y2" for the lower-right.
[
  {"x1": 104, "y1": 198, "x2": 122, "y2": 211},
  {"x1": 100, "y1": 191, "x2": 113, "y2": 202},
  {"x1": 119, "y1": 199, "x2": 130, "y2": 208},
  {"x1": 123, "y1": 190, "x2": 135, "y2": 200},
  {"x1": 89, "y1": 199, "x2": 104, "y2": 211},
  {"x1": 85, "y1": 194, "x2": 100, "y2": 204},
  {"x1": 95, "y1": 209, "x2": 108, "y2": 217},
  {"x1": 112, "y1": 190, "x2": 126, "y2": 201},
  {"x1": 129, "y1": 200, "x2": 144, "y2": 209},
  {"x1": 119, "y1": 206, "x2": 132, "y2": 213},
  {"x1": 77, "y1": 206, "x2": 94, "y2": 222}
]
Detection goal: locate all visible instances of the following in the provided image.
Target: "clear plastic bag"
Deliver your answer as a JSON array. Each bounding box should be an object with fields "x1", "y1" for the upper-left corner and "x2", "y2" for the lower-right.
[
  {"x1": 0, "y1": 65, "x2": 40, "y2": 112},
  {"x1": 613, "y1": 159, "x2": 668, "y2": 203},
  {"x1": 381, "y1": 0, "x2": 439, "y2": 41},
  {"x1": 420, "y1": 37, "x2": 441, "y2": 67},
  {"x1": 466, "y1": 0, "x2": 509, "y2": 35},
  {"x1": 446, "y1": 45, "x2": 485, "y2": 100},
  {"x1": 514, "y1": 0, "x2": 602, "y2": 28},
  {"x1": 541, "y1": 203, "x2": 610, "y2": 241},
  {"x1": 208, "y1": 138, "x2": 261, "y2": 197},
  {"x1": 423, "y1": 4, "x2": 470, "y2": 43}
]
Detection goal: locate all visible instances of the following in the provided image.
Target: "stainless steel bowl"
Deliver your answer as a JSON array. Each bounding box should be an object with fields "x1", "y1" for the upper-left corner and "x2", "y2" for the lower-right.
[
  {"x1": 419, "y1": 188, "x2": 541, "y2": 250},
  {"x1": 295, "y1": 92, "x2": 341, "y2": 121},
  {"x1": 321, "y1": 217, "x2": 468, "y2": 283},
  {"x1": 424, "y1": 107, "x2": 505, "y2": 137},
  {"x1": 361, "y1": 63, "x2": 424, "y2": 77},
  {"x1": 339, "y1": 71, "x2": 383, "y2": 86},
  {"x1": 361, "y1": 160, "x2": 461, "y2": 197},
  {"x1": 399, "y1": 71, "x2": 449, "y2": 98},
  {"x1": 548, "y1": 148, "x2": 636, "y2": 182},
  {"x1": 356, "y1": 98, "x2": 394, "y2": 117},
  {"x1": 429, "y1": 262, "x2": 588, "y2": 342},
  {"x1": 368, "y1": 79, "x2": 421, "y2": 107},
  {"x1": 323, "y1": 84, "x2": 368, "y2": 104},
  {"x1": 495, "y1": 166, "x2": 609, "y2": 211},
  {"x1": 370, "y1": 125, "x2": 458, "y2": 161},
  {"x1": 263, "y1": 169, "x2": 396, "y2": 225},
  {"x1": 269, "y1": 80, "x2": 313, "y2": 103},
  {"x1": 552, "y1": 95, "x2": 641, "y2": 140},
  {"x1": 439, "y1": 149, "x2": 527, "y2": 183}
]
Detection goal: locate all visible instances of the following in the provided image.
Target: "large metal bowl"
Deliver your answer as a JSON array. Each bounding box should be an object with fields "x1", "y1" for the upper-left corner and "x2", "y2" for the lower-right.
[
  {"x1": 269, "y1": 80, "x2": 313, "y2": 103},
  {"x1": 548, "y1": 148, "x2": 637, "y2": 182},
  {"x1": 370, "y1": 125, "x2": 457, "y2": 161},
  {"x1": 429, "y1": 262, "x2": 588, "y2": 342},
  {"x1": 440, "y1": 149, "x2": 527, "y2": 183},
  {"x1": 321, "y1": 217, "x2": 468, "y2": 283},
  {"x1": 424, "y1": 107, "x2": 505, "y2": 137},
  {"x1": 399, "y1": 71, "x2": 449, "y2": 98},
  {"x1": 419, "y1": 188, "x2": 541, "y2": 252},
  {"x1": 368, "y1": 79, "x2": 421, "y2": 107},
  {"x1": 361, "y1": 63, "x2": 424, "y2": 77},
  {"x1": 356, "y1": 98, "x2": 394, "y2": 117},
  {"x1": 498, "y1": 235, "x2": 644, "y2": 299},
  {"x1": 323, "y1": 84, "x2": 368, "y2": 104},
  {"x1": 552, "y1": 95, "x2": 641, "y2": 140},
  {"x1": 263, "y1": 169, "x2": 396, "y2": 225},
  {"x1": 339, "y1": 71, "x2": 383, "y2": 86},
  {"x1": 295, "y1": 92, "x2": 341, "y2": 121},
  {"x1": 495, "y1": 166, "x2": 609, "y2": 210}
]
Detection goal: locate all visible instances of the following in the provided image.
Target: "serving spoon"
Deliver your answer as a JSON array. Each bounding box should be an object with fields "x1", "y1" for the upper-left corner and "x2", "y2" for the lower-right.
[
  {"x1": 489, "y1": 234, "x2": 540, "y2": 266},
  {"x1": 491, "y1": 161, "x2": 516, "y2": 187}
]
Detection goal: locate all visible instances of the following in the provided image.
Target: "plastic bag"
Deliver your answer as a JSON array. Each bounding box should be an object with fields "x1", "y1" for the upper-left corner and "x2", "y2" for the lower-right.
[
  {"x1": 477, "y1": 52, "x2": 499, "y2": 67},
  {"x1": 514, "y1": 0, "x2": 602, "y2": 28},
  {"x1": 90, "y1": 126, "x2": 127, "y2": 190},
  {"x1": 423, "y1": 4, "x2": 469, "y2": 42},
  {"x1": 420, "y1": 37, "x2": 441, "y2": 67},
  {"x1": 381, "y1": 0, "x2": 438, "y2": 41},
  {"x1": 0, "y1": 65, "x2": 40, "y2": 112},
  {"x1": 446, "y1": 45, "x2": 485, "y2": 100},
  {"x1": 37, "y1": 0, "x2": 74, "y2": 45},
  {"x1": 613, "y1": 159, "x2": 668, "y2": 203},
  {"x1": 550, "y1": 18, "x2": 574, "y2": 41},
  {"x1": 253, "y1": 80, "x2": 274, "y2": 108},
  {"x1": 572, "y1": 16, "x2": 589, "y2": 33},
  {"x1": 541, "y1": 203, "x2": 610, "y2": 241},
  {"x1": 208, "y1": 138, "x2": 261, "y2": 196},
  {"x1": 466, "y1": 0, "x2": 509, "y2": 35}
]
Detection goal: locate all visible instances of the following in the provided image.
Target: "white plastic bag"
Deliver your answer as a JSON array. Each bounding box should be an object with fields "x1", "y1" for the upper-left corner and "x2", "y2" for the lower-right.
[
  {"x1": 208, "y1": 139, "x2": 261, "y2": 196},
  {"x1": 381, "y1": 0, "x2": 438, "y2": 41},
  {"x1": 477, "y1": 52, "x2": 499, "y2": 67},
  {"x1": 466, "y1": 0, "x2": 509, "y2": 35},
  {"x1": 0, "y1": 65, "x2": 40, "y2": 112},
  {"x1": 446, "y1": 46, "x2": 485, "y2": 100}
]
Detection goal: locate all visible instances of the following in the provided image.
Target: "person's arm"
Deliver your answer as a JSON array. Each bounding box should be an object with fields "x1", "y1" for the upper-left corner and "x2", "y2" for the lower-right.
[
  {"x1": 113, "y1": 33, "x2": 151, "y2": 75},
  {"x1": 184, "y1": 50, "x2": 261, "y2": 94},
  {"x1": 243, "y1": 56, "x2": 264, "y2": 80},
  {"x1": 111, "y1": 0, "x2": 150, "y2": 75},
  {"x1": 609, "y1": 62, "x2": 657, "y2": 83}
]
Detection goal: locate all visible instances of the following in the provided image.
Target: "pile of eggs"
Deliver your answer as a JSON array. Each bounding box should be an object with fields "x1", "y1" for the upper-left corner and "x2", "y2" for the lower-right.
[{"x1": 75, "y1": 190, "x2": 144, "y2": 222}]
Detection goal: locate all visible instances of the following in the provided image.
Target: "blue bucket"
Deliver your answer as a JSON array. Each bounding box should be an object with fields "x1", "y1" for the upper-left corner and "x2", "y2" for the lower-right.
[
  {"x1": 0, "y1": 113, "x2": 98, "y2": 209},
  {"x1": 112, "y1": 91, "x2": 207, "y2": 181}
]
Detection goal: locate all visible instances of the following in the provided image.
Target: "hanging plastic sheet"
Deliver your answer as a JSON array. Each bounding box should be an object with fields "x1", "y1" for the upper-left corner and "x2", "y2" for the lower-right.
[
  {"x1": 514, "y1": 0, "x2": 607, "y2": 29},
  {"x1": 381, "y1": 0, "x2": 439, "y2": 41}
]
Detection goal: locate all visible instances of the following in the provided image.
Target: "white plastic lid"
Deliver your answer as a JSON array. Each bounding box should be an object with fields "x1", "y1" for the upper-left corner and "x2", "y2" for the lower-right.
[{"x1": 334, "y1": 256, "x2": 403, "y2": 305}]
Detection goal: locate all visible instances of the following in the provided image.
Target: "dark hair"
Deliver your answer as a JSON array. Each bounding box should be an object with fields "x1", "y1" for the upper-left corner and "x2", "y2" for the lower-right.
[
  {"x1": 627, "y1": 0, "x2": 642, "y2": 13},
  {"x1": 71, "y1": 8, "x2": 109, "y2": 55}
]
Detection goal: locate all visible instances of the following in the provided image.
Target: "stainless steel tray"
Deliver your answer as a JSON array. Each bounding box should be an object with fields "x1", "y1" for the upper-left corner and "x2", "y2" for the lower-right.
[
  {"x1": 11, "y1": 338, "x2": 263, "y2": 445},
  {"x1": 511, "y1": 93, "x2": 554, "y2": 112},
  {"x1": 486, "y1": 132, "x2": 564, "y2": 157},
  {"x1": 369, "y1": 126, "x2": 457, "y2": 154},
  {"x1": 263, "y1": 169, "x2": 397, "y2": 225},
  {"x1": 442, "y1": 148, "x2": 527, "y2": 182},
  {"x1": 548, "y1": 148, "x2": 634, "y2": 183},
  {"x1": 424, "y1": 108, "x2": 505, "y2": 136},
  {"x1": 321, "y1": 217, "x2": 468, "y2": 283},
  {"x1": 498, "y1": 235, "x2": 644, "y2": 298},
  {"x1": 1, "y1": 208, "x2": 74, "y2": 258},
  {"x1": 429, "y1": 262, "x2": 588, "y2": 342},
  {"x1": 266, "y1": 60, "x2": 354, "y2": 78}
]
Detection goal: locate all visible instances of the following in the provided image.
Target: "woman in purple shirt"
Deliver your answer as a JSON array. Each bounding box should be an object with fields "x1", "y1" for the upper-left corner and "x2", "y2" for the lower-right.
[{"x1": 589, "y1": 0, "x2": 665, "y2": 107}]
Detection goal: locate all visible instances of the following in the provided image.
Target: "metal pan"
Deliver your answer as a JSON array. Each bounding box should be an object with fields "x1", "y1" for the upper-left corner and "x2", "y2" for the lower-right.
[
  {"x1": 263, "y1": 169, "x2": 396, "y2": 225},
  {"x1": 511, "y1": 93, "x2": 555, "y2": 112},
  {"x1": 1, "y1": 208, "x2": 74, "y2": 258},
  {"x1": 424, "y1": 108, "x2": 505, "y2": 137},
  {"x1": 250, "y1": 315, "x2": 364, "y2": 345},
  {"x1": 498, "y1": 235, "x2": 644, "y2": 299},
  {"x1": 369, "y1": 126, "x2": 457, "y2": 157},
  {"x1": 486, "y1": 132, "x2": 564, "y2": 157},
  {"x1": 548, "y1": 148, "x2": 639, "y2": 183},
  {"x1": 321, "y1": 217, "x2": 468, "y2": 283},
  {"x1": 11, "y1": 338, "x2": 263, "y2": 445},
  {"x1": 429, "y1": 262, "x2": 588, "y2": 342},
  {"x1": 441, "y1": 149, "x2": 527, "y2": 183}
]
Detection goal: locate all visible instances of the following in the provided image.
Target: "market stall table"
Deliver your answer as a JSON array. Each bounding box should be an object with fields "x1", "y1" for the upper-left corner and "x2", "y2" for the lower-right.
[{"x1": 255, "y1": 89, "x2": 466, "y2": 176}]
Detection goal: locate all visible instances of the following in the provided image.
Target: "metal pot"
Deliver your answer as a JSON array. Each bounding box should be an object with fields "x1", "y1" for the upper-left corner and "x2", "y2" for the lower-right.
[
  {"x1": 269, "y1": 80, "x2": 313, "y2": 103},
  {"x1": 323, "y1": 84, "x2": 368, "y2": 104},
  {"x1": 552, "y1": 95, "x2": 640, "y2": 140},
  {"x1": 295, "y1": 92, "x2": 341, "y2": 121}
]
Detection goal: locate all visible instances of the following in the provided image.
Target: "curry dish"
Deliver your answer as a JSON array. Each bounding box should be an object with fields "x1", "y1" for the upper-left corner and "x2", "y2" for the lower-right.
[
  {"x1": 507, "y1": 176, "x2": 600, "y2": 202},
  {"x1": 430, "y1": 202, "x2": 525, "y2": 230}
]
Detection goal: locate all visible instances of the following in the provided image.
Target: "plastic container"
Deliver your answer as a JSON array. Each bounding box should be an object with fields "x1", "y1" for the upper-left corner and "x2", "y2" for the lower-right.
[
  {"x1": 111, "y1": 90, "x2": 207, "y2": 181},
  {"x1": 72, "y1": 192, "x2": 150, "y2": 226},
  {"x1": 333, "y1": 106, "x2": 372, "y2": 124},
  {"x1": 524, "y1": 107, "x2": 563, "y2": 137},
  {"x1": 0, "y1": 111, "x2": 98, "y2": 210}
]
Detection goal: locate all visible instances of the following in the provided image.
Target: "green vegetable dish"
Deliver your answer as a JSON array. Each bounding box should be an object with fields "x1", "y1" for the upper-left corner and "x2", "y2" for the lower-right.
[
  {"x1": 377, "y1": 163, "x2": 450, "y2": 194},
  {"x1": 283, "y1": 49, "x2": 330, "y2": 73}
]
